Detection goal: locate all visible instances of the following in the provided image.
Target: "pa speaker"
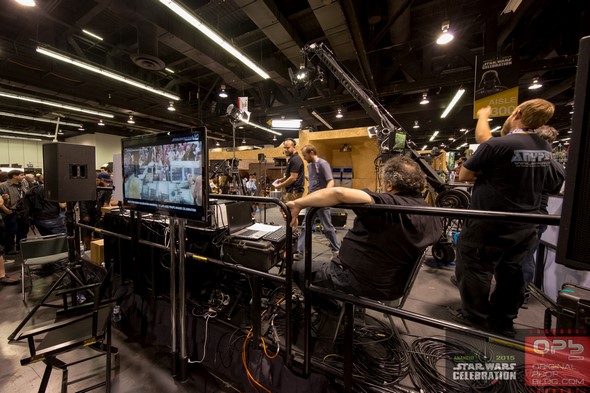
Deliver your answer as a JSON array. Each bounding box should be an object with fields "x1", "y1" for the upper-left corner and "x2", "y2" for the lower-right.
[
  {"x1": 556, "y1": 35, "x2": 590, "y2": 271},
  {"x1": 43, "y1": 142, "x2": 96, "y2": 202}
]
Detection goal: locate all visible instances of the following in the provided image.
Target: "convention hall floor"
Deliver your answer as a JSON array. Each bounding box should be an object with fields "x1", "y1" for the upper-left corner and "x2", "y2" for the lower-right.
[{"x1": 0, "y1": 206, "x2": 549, "y2": 392}]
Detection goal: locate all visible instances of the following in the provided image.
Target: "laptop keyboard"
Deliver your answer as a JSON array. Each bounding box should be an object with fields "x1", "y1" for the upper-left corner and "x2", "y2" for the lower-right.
[
  {"x1": 263, "y1": 227, "x2": 287, "y2": 243},
  {"x1": 238, "y1": 229, "x2": 258, "y2": 237}
]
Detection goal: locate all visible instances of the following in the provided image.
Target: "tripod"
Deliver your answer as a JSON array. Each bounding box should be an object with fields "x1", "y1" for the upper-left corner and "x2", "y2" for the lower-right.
[{"x1": 9, "y1": 202, "x2": 99, "y2": 341}]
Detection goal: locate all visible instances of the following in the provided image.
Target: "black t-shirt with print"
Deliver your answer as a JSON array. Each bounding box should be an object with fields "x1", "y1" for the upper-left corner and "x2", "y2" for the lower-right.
[
  {"x1": 463, "y1": 133, "x2": 560, "y2": 213},
  {"x1": 338, "y1": 190, "x2": 443, "y2": 300}
]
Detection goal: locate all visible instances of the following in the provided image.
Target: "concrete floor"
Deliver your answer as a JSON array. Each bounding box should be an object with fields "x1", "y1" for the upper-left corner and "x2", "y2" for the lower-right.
[{"x1": 0, "y1": 206, "x2": 549, "y2": 392}]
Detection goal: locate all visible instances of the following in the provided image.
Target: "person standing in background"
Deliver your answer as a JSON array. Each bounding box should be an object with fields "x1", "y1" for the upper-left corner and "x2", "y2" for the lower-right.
[
  {"x1": 294, "y1": 145, "x2": 340, "y2": 261},
  {"x1": 0, "y1": 170, "x2": 26, "y2": 255},
  {"x1": 273, "y1": 138, "x2": 304, "y2": 202}
]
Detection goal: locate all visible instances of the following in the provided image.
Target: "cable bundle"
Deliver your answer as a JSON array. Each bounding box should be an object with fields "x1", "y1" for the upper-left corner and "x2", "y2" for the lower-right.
[{"x1": 408, "y1": 336, "x2": 494, "y2": 393}]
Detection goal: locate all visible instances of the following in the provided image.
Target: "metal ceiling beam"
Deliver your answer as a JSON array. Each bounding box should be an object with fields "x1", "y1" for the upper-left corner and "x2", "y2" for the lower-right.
[{"x1": 308, "y1": 0, "x2": 356, "y2": 61}]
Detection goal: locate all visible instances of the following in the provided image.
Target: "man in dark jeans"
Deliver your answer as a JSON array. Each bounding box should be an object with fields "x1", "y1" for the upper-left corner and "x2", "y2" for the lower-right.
[
  {"x1": 0, "y1": 170, "x2": 26, "y2": 255},
  {"x1": 453, "y1": 100, "x2": 563, "y2": 337},
  {"x1": 288, "y1": 156, "x2": 442, "y2": 301}
]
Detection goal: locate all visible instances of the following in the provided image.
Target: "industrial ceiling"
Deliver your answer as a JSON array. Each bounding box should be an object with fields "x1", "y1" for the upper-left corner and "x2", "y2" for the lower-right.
[{"x1": 0, "y1": 0, "x2": 588, "y2": 150}]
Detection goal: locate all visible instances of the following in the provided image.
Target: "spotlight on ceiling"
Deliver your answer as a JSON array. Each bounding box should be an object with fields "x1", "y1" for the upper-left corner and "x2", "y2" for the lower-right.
[
  {"x1": 127, "y1": 115, "x2": 135, "y2": 124},
  {"x1": 242, "y1": 138, "x2": 246, "y2": 144},
  {"x1": 15, "y1": 0, "x2": 36, "y2": 6},
  {"x1": 219, "y1": 84, "x2": 228, "y2": 98},
  {"x1": 436, "y1": 21, "x2": 454, "y2": 45},
  {"x1": 528, "y1": 77, "x2": 543, "y2": 90},
  {"x1": 273, "y1": 135, "x2": 277, "y2": 141},
  {"x1": 98, "y1": 119, "x2": 105, "y2": 126},
  {"x1": 335, "y1": 108, "x2": 343, "y2": 118},
  {"x1": 215, "y1": 141, "x2": 220, "y2": 147},
  {"x1": 168, "y1": 101, "x2": 176, "y2": 111},
  {"x1": 296, "y1": 64, "x2": 307, "y2": 81},
  {"x1": 413, "y1": 120, "x2": 420, "y2": 129},
  {"x1": 420, "y1": 92, "x2": 430, "y2": 105}
]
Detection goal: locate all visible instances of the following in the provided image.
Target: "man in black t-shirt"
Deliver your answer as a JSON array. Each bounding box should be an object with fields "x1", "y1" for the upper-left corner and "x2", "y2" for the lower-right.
[
  {"x1": 274, "y1": 138, "x2": 304, "y2": 202},
  {"x1": 453, "y1": 100, "x2": 562, "y2": 337},
  {"x1": 287, "y1": 156, "x2": 442, "y2": 301}
]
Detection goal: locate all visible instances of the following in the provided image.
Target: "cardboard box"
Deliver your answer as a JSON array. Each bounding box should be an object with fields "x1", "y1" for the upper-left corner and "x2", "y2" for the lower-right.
[{"x1": 90, "y1": 239, "x2": 105, "y2": 266}]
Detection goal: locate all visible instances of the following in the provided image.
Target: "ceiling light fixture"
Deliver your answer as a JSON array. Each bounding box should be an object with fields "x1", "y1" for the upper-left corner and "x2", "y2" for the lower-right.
[
  {"x1": 421, "y1": 145, "x2": 428, "y2": 150},
  {"x1": 0, "y1": 128, "x2": 54, "y2": 139},
  {"x1": 242, "y1": 138, "x2": 246, "y2": 144},
  {"x1": 218, "y1": 85, "x2": 228, "y2": 98},
  {"x1": 449, "y1": 137, "x2": 455, "y2": 141},
  {"x1": 159, "y1": 0, "x2": 270, "y2": 80},
  {"x1": 413, "y1": 120, "x2": 420, "y2": 129},
  {"x1": 528, "y1": 77, "x2": 543, "y2": 90},
  {"x1": 273, "y1": 135, "x2": 277, "y2": 141},
  {"x1": 36, "y1": 46, "x2": 180, "y2": 101},
  {"x1": 459, "y1": 142, "x2": 468, "y2": 148},
  {"x1": 168, "y1": 101, "x2": 176, "y2": 111},
  {"x1": 271, "y1": 119, "x2": 302, "y2": 130},
  {"x1": 98, "y1": 119, "x2": 105, "y2": 126},
  {"x1": 311, "y1": 110, "x2": 333, "y2": 130},
  {"x1": 336, "y1": 108, "x2": 343, "y2": 118},
  {"x1": 164, "y1": 67, "x2": 175, "y2": 74},
  {"x1": 215, "y1": 141, "x2": 220, "y2": 147},
  {"x1": 0, "y1": 90, "x2": 113, "y2": 118},
  {"x1": 82, "y1": 29, "x2": 103, "y2": 41},
  {"x1": 491, "y1": 126, "x2": 501, "y2": 133},
  {"x1": 441, "y1": 88, "x2": 465, "y2": 118},
  {"x1": 15, "y1": 0, "x2": 36, "y2": 6},
  {"x1": 0, "y1": 135, "x2": 42, "y2": 141},
  {"x1": 429, "y1": 130, "x2": 439, "y2": 142},
  {"x1": 296, "y1": 64, "x2": 307, "y2": 81},
  {"x1": 127, "y1": 115, "x2": 135, "y2": 124},
  {"x1": 78, "y1": 127, "x2": 85, "y2": 131},
  {"x1": 420, "y1": 92, "x2": 430, "y2": 105},
  {"x1": 436, "y1": 21, "x2": 454, "y2": 45},
  {"x1": 235, "y1": 110, "x2": 282, "y2": 136},
  {"x1": 0, "y1": 111, "x2": 82, "y2": 127}
]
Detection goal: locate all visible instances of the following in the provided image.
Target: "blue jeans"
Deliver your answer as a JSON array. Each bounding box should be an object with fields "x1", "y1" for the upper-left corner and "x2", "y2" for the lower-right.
[
  {"x1": 34, "y1": 213, "x2": 66, "y2": 236},
  {"x1": 297, "y1": 207, "x2": 340, "y2": 255}
]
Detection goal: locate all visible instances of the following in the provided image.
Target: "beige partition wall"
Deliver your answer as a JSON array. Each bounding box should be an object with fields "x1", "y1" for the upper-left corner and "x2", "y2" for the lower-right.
[{"x1": 208, "y1": 127, "x2": 380, "y2": 194}]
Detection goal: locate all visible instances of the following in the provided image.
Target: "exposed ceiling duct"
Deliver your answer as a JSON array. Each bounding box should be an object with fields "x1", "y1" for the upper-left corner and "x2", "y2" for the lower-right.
[{"x1": 130, "y1": 21, "x2": 165, "y2": 71}]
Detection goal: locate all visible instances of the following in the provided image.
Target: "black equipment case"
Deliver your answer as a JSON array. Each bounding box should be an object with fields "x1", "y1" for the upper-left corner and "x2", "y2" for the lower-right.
[
  {"x1": 222, "y1": 238, "x2": 279, "y2": 272},
  {"x1": 556, "y1": 283, "x2": 590, "y2": 330},
  {"x1": 331, "y1": 208, "x2": 348, "y2": 227}
]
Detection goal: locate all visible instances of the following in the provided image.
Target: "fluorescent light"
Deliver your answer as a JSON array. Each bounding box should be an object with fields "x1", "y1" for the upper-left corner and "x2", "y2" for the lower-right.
[
  {"x1": 271, "y1": 119, "x2": 302, "y2": 130},
  {"x1": 0, "y1": 128, "x2": 53, "y2": 139},
  {"x1": 311, "y1": 110, "x2": 333, "y2": 129},
  {"x1": 421, "y1": 145, "x2": 428, "y2": 150},
  {"x1": 82, "y1": 29, "x2": 103, "y2": 41},
  {"x1": 491, "y1": 126, "x2": 501, "y2": 133},
  {"x1": 159, "y1": 0, "x2": 270, "y2": 80},
  {"x1": 449, "y1": 137, "x2": 455, "y2": 141},
  {"x1": 459, "y1": 142, "x2": 468, "y2": 148},
  {"x1": 0, "y1": 90, "x2": 114, "y2": 118},
  {"x1": 165, "y1": 67, "x2": 175, "y2": 73},
  {"x1": 36, "y1": 46, "x2": 180, "y2": 101},
  {"x1": 0, "y1": 135, "x2": 42, "y2": 142},
  {"x1": 0, "y1": 111, "x2": 82, "y2": 127},
  {"x1": 441, "y1": 88, "x2": 465, "y2": 118},
  {"x1": 207, "y1": 135, "x2": 225, "y2": 141},
  {"x1": 502, "y1": 0, "x2": 522, "y2": 14},
  {"x1": 429, "y1": 130, "x2": 439, "y2": 142},
  {"x1": 15, "y1": 0, "x2": 35, "y2": 6}
]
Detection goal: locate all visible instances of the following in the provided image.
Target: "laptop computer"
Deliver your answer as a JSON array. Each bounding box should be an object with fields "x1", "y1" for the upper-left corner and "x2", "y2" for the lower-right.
[{"x1": 226, "y1": 201, "x2": 286, "y2": 242}]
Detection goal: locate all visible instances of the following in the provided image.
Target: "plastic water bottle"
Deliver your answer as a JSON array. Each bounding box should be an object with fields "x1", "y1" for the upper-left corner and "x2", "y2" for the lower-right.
[
  {"x1": 112, "y1": 305, "x2": 121, "y2": 323},
  {"x1": 449, "y1": 170, "x2": 456, "y2": 184}
]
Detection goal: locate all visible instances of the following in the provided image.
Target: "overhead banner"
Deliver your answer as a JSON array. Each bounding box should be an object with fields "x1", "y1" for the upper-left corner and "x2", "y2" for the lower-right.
[{"x1": 473, "y1": 54, "x2": 519, "y2": 119}]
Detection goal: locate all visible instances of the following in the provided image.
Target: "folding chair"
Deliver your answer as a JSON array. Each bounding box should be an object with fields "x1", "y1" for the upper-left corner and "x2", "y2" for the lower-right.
[
  {"x1": 14, "y1": 266, "x2": 118, "y2": 393},
  {"x1": 20, "y1": 234, "x2": 69, "y2": 301},
  {"x1": 333, "y1": 248, "x2": 427, "y2": 342}
]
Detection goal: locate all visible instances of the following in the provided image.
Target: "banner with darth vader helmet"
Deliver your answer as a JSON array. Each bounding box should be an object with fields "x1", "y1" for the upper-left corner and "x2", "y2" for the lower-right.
[{"x1": 473, "y1": 53, "x2": 519, "y2": 119}]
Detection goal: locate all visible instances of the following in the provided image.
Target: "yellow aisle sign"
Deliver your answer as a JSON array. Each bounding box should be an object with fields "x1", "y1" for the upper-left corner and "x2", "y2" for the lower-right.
[{"x1": 473, "y1": 87, "x2": 519, "y2": 119}]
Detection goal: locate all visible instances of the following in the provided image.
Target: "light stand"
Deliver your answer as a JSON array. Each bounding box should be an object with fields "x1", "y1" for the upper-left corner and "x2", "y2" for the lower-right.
[
  {"x1": 258, "y1": 154, "x2": 267, "y2": 223},
  {"x1": 8, "y1": 201, "x2": 94, "y2": 340}
]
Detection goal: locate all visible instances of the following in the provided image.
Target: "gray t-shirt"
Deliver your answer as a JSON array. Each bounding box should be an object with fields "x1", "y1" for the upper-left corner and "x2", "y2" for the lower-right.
[{"x1": 308, "y1": 157, "x2": 333, "y2": 193}]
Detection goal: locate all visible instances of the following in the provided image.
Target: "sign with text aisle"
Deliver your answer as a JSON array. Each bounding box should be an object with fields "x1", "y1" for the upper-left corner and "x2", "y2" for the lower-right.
[{"x1": 473, "y1": 53, "x2": 519, "y2": 119}]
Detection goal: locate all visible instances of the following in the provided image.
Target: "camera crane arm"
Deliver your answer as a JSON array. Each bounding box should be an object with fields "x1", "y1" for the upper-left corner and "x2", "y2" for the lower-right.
[{"x1": 302, "y1": 42, "x2": 447, "y2": 193}]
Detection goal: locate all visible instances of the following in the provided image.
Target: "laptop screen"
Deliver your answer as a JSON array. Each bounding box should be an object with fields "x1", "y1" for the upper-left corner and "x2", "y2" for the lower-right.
[{"x1": 226, "y1": 202, "x2": 253, "y2": 234}]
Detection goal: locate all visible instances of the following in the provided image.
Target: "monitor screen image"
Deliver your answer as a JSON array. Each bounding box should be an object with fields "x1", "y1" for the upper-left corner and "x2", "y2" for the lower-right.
[{"x1": 122, "y1": 128, "x2": 208, "y2": 222}]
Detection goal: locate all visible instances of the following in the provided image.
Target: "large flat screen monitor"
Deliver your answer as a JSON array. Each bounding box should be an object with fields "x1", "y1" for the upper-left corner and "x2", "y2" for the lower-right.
[{"x1": 122, "y1": 128, "x2": 208, "y2": 223}]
